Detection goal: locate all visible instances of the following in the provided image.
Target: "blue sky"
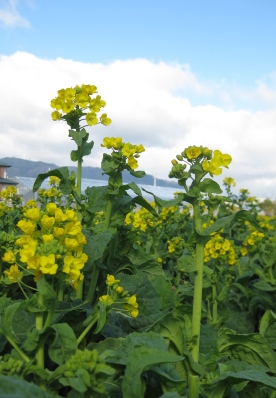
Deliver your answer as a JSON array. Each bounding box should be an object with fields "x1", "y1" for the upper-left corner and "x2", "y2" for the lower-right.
[
  {"x1": 2, "y1": 0, "x2": 276, "y2": 86},
  {"x1": 1, "y1": 0, "x2": 276, "y2": 198}
]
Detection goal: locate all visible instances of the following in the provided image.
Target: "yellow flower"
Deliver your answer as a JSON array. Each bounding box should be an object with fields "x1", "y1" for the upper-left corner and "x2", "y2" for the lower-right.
[
  {"x1": 64, "y1": 87, "x2": 76, "y2": 100},
  {"x1": 202, "y1": 159, "x2": 222, "y2": 176},
  {"x1": 240, "y1": 247, "x2": 248, "y2": 256},
  {"x1": 61, "y1": 100, "x2": 75, "y2": 113},
  {"x1": 51, "y1": 111, "x2": 61, "y2": 121},
  {"x1": 4, "y1": 265, "x2": 23, "y2": 283},
  {"x1": 2, "y1": 250, "x2": 16, "y2": 264},
  {"x1": 24, "y1": 208, "x2": 41, "y2": 222},
  {"x1": 41, "y1": 215, "x2": 55, "y2": 229},
  {"x1": 19, "y1": 241, "x2": 38, "y2": 263},
  {"x1": 122, "y1": 143, "x2": 136, "y2": 157},
  {"x1": 185, "y1": 146, "x2": 202, "y2": 160},
  {"x1": 27, "y1": 255, "x2": 41, "y2": 270},
  {"x1": 127, "y1": 156, "x2": 138, "y2": 170},
  {"x1": 100, "y1": 113, "x2": 112, "y2": 126},
  {"x1": 99, "y1": 295, "x2": 114, "y2": 305},
  {"x1": 63, "y1": 255, "x2": 85, "y2": 277},
  {"x1": 53, "y1": 227, "x2": 65, "y2": 238},
  {"x1": 86, "y1": 112, "x2": 98, "y2": 126},
  {"x1": 46, "y1": 202, "x2": 57, "y2": 215},
  {"x1": 64, "y1": 238, "x2": 79, "y2": 251},
  {"x1": 75, "y1": 92, "x2": 90, "y2": 108},
  {"x1": 54, "y1": 208, "x2": 67, "y2": 222},
  {"x1": 17, "y1": 220, "x2": 36, "y2": 234},
  {"x1": 213, "y1": 150, "x2": 232, "y2": 168},
  {"x1": 116, "y1": 286, "x2": 124, "y2": 294},
  {"x1": 64, "y1": 221, "x2": 82, "y2": 236},
  {"x1": 123, "y1": 295, "x2": 139, "y2": 318},
  {"x1": 42, "y1": 234, "x2": 54, "y2": 243},
  {"x1": 39, "y1": 254, "x2": 58, "y2": 275},
  {"x1": 106, "y1": 274, "x2": 120, "y2": 286}
]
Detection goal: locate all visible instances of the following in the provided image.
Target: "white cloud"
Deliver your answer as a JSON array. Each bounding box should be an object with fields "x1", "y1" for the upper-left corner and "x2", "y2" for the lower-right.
[
  {"x1": 0, "y1": 51, "x2": 276, "y2": 198},
  {"x1": 0, "y1": 0, "x2": 30, "y2": 28}
]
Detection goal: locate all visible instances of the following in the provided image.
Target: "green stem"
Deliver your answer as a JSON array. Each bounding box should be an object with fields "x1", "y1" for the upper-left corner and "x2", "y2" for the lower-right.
[
  {"x1": 189, "y1": 199, "x2": 205, "y2": 398},
  {"x1": 77, "y1": 311, "x2": 99, "y2": 345},
  {"x1": 0, "y1": 327, "x2": 30, "y2": 363},
  {"x1": 212, "y1": 283, "x2": 218, "y2": 324},
  {"x1": 35, "y1": 292, "x2": 45, "y2": 370},
  {"x1": 57, "y1": 279, "x2": 64, "y2": 301},
  {"x1": 76, "y1": 148, "x2": 83, "y2": 300}
]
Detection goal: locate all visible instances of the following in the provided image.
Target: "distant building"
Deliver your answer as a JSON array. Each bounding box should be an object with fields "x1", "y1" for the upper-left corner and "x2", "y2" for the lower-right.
[
  {"x1": 0, "y1": 161, "x2": 18, "y2": 192},
  {"x1": 11, "y1": 176, "x2": 179, "y2": 203}
]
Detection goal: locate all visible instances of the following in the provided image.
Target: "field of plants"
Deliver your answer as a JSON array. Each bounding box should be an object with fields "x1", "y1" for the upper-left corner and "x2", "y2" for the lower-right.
[{"x1": 1, "y1": 84, "x2": 276, "y2": 398}]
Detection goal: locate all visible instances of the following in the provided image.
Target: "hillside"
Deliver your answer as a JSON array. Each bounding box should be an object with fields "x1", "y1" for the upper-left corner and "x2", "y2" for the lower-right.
[{"x1": 0, "y1": 157, "x2": 179, "y2": 188}]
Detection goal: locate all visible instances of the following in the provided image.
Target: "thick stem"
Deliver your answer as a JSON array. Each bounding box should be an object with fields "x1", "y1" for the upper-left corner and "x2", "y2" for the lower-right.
[
  {"x1": 189, "y1": 200, "x2": 205, "y2": 398},
  {"x1": 76, "y1": 149, "x2": 83, "y2": 300},
  {"x1": 35, "y1": 292, "x2": 45, "y2": 370}
]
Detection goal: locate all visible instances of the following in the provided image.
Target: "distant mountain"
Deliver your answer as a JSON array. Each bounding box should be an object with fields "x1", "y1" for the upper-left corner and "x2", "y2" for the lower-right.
[{"x1": 0, "y1": 157, "x2": 179, "y2": 188}]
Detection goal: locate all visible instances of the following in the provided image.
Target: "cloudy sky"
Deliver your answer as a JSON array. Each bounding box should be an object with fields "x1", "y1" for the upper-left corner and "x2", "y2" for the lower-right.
[{"x1": 1, "y1": 0, "x2": 276, "y2": 198}]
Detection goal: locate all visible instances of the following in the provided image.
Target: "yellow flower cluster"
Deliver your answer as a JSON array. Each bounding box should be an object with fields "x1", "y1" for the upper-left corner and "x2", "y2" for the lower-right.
[
  {"x1": 223, "y1": 177, "x2": 236, "y2": 187},
  {"x1": 167, "y1": 236, "x2": 185, "y2": 254},
  {"x1": 98, "y1": 274, "x2": 139, "y2": 318},
  {"x1": 2, "y1": 203, "x2": 88, "y2": 290},
  {"x1": 101, "y1": 137, "x2": 145, "y2": 170},
  {"x1": 125, "y1": 206, "x2": 158, "y2": 231},
  {"x1": 240, "y1": 230, "x2": 265, "y2": 256},
  {"x1": 201, "y1": 150, "x2": 232, "y2": 176},
  {"x1": 170, "y1": 146, "x2": 232, "y2": 180},
  {"x1": 0, "y1": 186, "x2": 18, "y2": 200},
  {"x1": 50, "y1": 84, "x2": 111, "y2": 127},
  {"x1": 204, "y1": 233, "x2": 237, "y2": 265}
]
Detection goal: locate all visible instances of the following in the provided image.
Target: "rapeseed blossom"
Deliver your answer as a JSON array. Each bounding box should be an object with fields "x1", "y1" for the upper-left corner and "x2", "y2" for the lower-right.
[
  {"x1": 50, "y1": 84, "x2": 111, "y2": 127},
  {"x1": 2, "y1": 203, "x2": 88, "y2": 291},
  {"x1": 101, "y1": 137, "x2": 145, "y2": 171}
]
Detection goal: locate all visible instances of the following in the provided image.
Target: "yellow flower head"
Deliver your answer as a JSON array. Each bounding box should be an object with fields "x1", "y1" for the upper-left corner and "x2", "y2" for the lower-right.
[
  {"x1": 106, "y1": 274, "x2": 120, "y2": 286},
  {"x1": 39, "y1": 254, "x2": 58, "y2": 275},
  {"x1": 185, "y1": 146, "x2": 202, "y2": 160},
  {"x1": 2, "y1": 250, "x2": 16, "y2": 264},
  {"x1": 4, "y1": 265, "x2": 23, "y2": 283},
  {"x1": 99, "y1": 295, "x2": 114, "y2": 305}
]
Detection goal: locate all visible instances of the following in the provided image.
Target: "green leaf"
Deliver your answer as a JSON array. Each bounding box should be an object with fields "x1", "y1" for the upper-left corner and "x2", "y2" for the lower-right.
[
  {"x1": 70, "y1": 149, "x2": 78, "y2": 162},
  {"x1": 81, "y1": 140, "x2": 94, "y2": 158},
  {"x1": 129, "y1": 169, "x2": 146, "y2": 178},
  {"x1": 141, "y1": 189, "x2": 187, "y2": 208},
  {"x1": 122, "y1": 346, "x2": 184, "y2": 398},
  {"x1": 36, "y1": 276, "x2": 57, "y2": 300},
  {"x1": 48, "y1": 323, "x2": 78, "y2": 365},
  {"x1": 217, "y1": 328, "x2": 276, "y2": 372},
  {"x1": 85, "y1": 186, "x2": 109, "y2": 214},
  {"x1": 200, "y1": 368, "x2": 276, "y2": 398},
  {"x1": 84, "y1": 231, "x2": 113, "y2": 264},
  {"x1": 198, "y1": 178, "x2": 222, "y2": 194},
  {"x1": 253, "y1": 280, "x2": 276, "y2": 291},
  {"x1": 68, "y1": 128, "x2": 88, "y2": 146},
  {"x1": 197, "y1": 210, "x2": 262, "y2": 236},
  {"x1": 0, "y1": 375, "x2": 56, "y2": 398},
  {"x1": 259, "y1": 310, "x2": 276, "y2": 336},
  {"x1": 101, "y1": 153, "x2": 120, "y2": 174},
  {"x1": 33, "y1": 167, "x2": 72, "y2": 195}
]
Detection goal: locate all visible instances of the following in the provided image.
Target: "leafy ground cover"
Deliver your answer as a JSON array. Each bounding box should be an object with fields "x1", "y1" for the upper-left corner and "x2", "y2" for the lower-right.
[{"x1": 1, "y1": 84, "x2": 276, "y2": 398}]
